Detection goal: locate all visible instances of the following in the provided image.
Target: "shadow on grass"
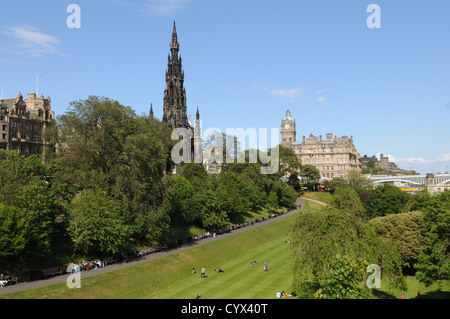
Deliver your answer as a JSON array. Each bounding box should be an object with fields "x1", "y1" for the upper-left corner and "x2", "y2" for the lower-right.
[
  {"x1": 414, "y1": 290, "x2": 450, "y2": 299},
  {"x1": 371, "y1": 289, "x2": 397, "y2": 299}
]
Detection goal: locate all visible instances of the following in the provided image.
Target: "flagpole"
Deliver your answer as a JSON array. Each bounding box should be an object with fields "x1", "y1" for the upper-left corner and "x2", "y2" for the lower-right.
[{"x1": 36, "y1": 74, "x2": 42, "y2": 96}]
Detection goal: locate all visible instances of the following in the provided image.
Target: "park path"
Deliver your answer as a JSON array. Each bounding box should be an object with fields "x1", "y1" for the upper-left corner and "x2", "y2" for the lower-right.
[{"x1": 0, "y1": 196, "x2": 327, "y2": 295}]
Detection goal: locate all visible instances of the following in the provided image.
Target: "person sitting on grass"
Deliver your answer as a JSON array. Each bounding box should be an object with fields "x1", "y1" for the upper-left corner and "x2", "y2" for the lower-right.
[
  {"x1": 250, "y1": 260, "x2": 257, "y2": 265},
  {"x1": 214, "y1": 266, "x2": 224, "y2": 273}
]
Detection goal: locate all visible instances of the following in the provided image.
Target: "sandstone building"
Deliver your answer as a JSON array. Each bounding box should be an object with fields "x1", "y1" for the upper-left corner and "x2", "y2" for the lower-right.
[
  {"x1": 281, "y1": 108, "x2": 361, "y2": 180},
  {"x1": 0, "y1": 91, "x2": 55, "y2": 158}
]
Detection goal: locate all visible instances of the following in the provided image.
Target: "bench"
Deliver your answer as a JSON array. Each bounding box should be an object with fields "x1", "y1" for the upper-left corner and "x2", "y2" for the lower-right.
[
  {"x1": 42, "y1": 267, "x2": 61, "y2": 278},
  {"x1": 8, "y1": 276, "x2": 18, "y2": 285},
  {"x1": 103, "y1": 256, "x2": 117, "y2": 266},
  {"x1": 141, "y1": 248, "x2": 154, "y2": 255}
]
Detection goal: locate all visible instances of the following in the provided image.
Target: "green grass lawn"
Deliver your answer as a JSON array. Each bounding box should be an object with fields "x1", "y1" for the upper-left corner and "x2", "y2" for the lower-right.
[
  {"x1": 2, "y1": 202, "x2": 316, "y2": 299},
  {"x1": 2, "y1": 199, "x2": 448, "y2": 299},
  {"x1": 302, "y1": 192, "x2": 333, "y2": 205},
  {"x1": 376, "y1": 277, "x2": 450, "y2": 299}
]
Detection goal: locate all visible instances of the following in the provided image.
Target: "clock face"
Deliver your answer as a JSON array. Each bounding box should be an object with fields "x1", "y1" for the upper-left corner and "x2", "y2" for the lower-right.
[{"x1": 285, "y1": 124, "x2": 290, "y2": 130}]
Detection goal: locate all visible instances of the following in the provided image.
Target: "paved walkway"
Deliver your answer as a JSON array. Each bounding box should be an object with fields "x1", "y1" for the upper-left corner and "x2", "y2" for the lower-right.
[{"x1": 0, "y1": 197, "x2": 327, "y2": 295}]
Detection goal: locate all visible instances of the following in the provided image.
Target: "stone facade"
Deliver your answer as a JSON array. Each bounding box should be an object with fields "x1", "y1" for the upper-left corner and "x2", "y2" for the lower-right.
[
  {"x1": 280, "y1": 108, "x2": 296, "y2": 147},
  {"x1": 361, "y1": 154, "x2": 407, "y2": 175},
  {"x1": 163, "y1": 22, "x2": 191, "y2": 131},
  {"x1": 0, "y1": 91, "x2": 54, "y2": 158},
  {"x1": 159, "y1": 22, "x2": 202, "y2": 166},
  {"x1": 281, "y1": 108, "x2": 361, "y2": 180}
]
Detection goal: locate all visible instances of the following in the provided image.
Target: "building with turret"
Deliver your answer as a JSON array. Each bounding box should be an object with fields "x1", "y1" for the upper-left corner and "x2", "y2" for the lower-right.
[
  {"x1": 281, "y1": 108, "x2": 361, "y2": 180},
  {"x1": 0, "y1": 91, "x2": 55, "y2": 159}
]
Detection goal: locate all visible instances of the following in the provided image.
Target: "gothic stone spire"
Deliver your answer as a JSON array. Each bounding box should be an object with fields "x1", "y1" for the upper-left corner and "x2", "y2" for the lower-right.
[{"x1": 163, "y1": 22, "x2": 190, "y2": 130}]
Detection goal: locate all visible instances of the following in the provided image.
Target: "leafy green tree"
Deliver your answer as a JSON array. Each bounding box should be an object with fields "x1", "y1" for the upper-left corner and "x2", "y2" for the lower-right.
[
  {"x1": 288, "y1": 173, "x2": 301, "y2": 191},
  {"x1": 54, "y1": 96, "x2": 171, "y2": 246},
  {"x1": 267, "y1": 191, "x2": 278, "y2": 208},
  {"x1": 315, "y1": 254, "x2": 368, "y2": 299},
  {"x1": 346, "y1": 170, "x2": 372, "y2": 195},
  {"x1": 274, "y1": 181, "x2": 297, "y2": 208},
  {"x1": 328, "y1": 177, "x2": 347, "y2": 194},
  {"x1": 300, "y1": 165, "x2": 321, "y2": 191},
  {"x1": 278, "y1": 145, "x2": 302, "y2": 177},
  {"x1": 330, "y1": 187, "x2": 366, "y2": 217},
  {"x1": 164, "y1": 175, "x2": 195, "y2": 221},
  {"x1": 290, "y1": 207, "x2": 405, "y2": 295},
  {"x1": 370, "y1": 211, "x2": 431, "y2": 272},
  {"x1": 0, "y1": 204, "x2": 28, "y2": 271},
  {"x1": 365, "y1": 184, "x2": 411, "y2": 218},
  {"x1": 56, "y1": 96, "x2": 139, "y2": 188},
  {"x1": 179, "y1": 163, "x2": 209, "y2": 188},
  {"x1": 68, "y1": 189, "x2": 131, "y2": 255},
  {"x1": 0, "y1": 150, "x2": 68, "y2": 271},
  {"x1": 410, "y1": 190, "x2": 450, "y2": 286}
]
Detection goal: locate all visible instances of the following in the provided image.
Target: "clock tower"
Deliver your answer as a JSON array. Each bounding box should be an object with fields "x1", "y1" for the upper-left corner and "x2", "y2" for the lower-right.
[{"x1": 281, "y1": 107, "x2": 296, "y2": 148}]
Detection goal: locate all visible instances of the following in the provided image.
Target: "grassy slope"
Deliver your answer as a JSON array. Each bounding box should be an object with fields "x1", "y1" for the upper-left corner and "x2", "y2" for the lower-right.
[
  {"x1": 301, "y1": 192, "x2": 333, "y2": 205},
  {"x1": 3, "y1": 198, "x2": 449, "y2": 299},
  {"x1": 3, "y1": 202, "x2": 318, "y2": 299}
]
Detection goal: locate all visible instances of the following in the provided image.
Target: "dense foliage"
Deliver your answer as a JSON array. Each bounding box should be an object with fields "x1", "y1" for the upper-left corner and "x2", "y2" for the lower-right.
[
  {"x1": 290, "y1": 201, "x2": 405, "y2": 298},
  {"x1": 291, "y1": 173, "x2": 449, "y2": 297},
  {"x1": 0, "y1": 96, "x2": 298, "y2": 275}
]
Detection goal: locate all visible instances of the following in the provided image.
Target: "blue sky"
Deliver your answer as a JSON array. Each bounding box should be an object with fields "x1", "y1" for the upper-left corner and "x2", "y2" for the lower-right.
[{"x1": 1, "y1": 0, "x2": 449, "y2": 174}]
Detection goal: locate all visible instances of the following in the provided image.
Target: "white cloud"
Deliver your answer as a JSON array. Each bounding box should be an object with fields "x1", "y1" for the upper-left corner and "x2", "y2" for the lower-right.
[
  {"x1": 270, "y1": 86, "x2": 304, "y2": 99},
  {"x1": 317, "y1": 96, "x2": 326, "y2": 105},
  {"x1": 3, "y1": 26, "x2": 60, "y2": 57},
  {"x1": 395, "y1": 153, "x2": 450, "y2": 164}
]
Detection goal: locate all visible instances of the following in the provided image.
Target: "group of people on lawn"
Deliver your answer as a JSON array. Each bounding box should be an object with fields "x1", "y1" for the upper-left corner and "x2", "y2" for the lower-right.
[{"x1": 193, "y1": 260, "x2": 270, "y2": 281}]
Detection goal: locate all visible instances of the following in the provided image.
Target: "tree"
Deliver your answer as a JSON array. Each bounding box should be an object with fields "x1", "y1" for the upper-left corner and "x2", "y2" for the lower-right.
[
  {"x1": 290, "y1": 207, "x2": 405, "y2": 296},
  {"x1": 300, "y1": 165, "x2": 320, "y2": 191},
  {"x1": 179, "y1": 163, "x2": 209, "y2": 188},
  {"x1": 278, "y1": 145, "x2": 302, "y2": 177},
  {"x1": 56, "y1": 96, "x2": 139, "y2": 187},
  {"x1": 365, "y1": 184, "x2": 411, "y2": 218},
  {"x1": 315, "y1": 254, "x2": 368, "y2": 299},
  {"x1": 328, "y1": 177, "x2": 347, "y2": 194},
  {"x1": 370, "y1": 211, "x2": 431, "y2": 273},
  {"x1": 288, "y1": 173, "x2": 301, "y2": 191},
  {"x1": 164, "y1": 175, "x2": 195, "y2": 222},
  {"x1": 410, "y1": 190, "x2": 450, "y2": 286},
  {"x1": 330, "y1": 187, "x2": 366, "y2": 217},
  {"x1": 346, "y1": 170, "x2": 372, "y2": 195},
  {"x1": 0, "y1": 150, "x2": 67, "y2": 271},
  {"x1": 0, "y1": 204, "x2": 28, "y2": 271},
  {"x1": 274, "y1": 181, "x2": 297, "y2": 208},
  {"x1": 68, "y1": 189, "x2": 131, "y2": 255},
  {"x1": 54, "y1": 96, "x2": 171, "y2": 246}
]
